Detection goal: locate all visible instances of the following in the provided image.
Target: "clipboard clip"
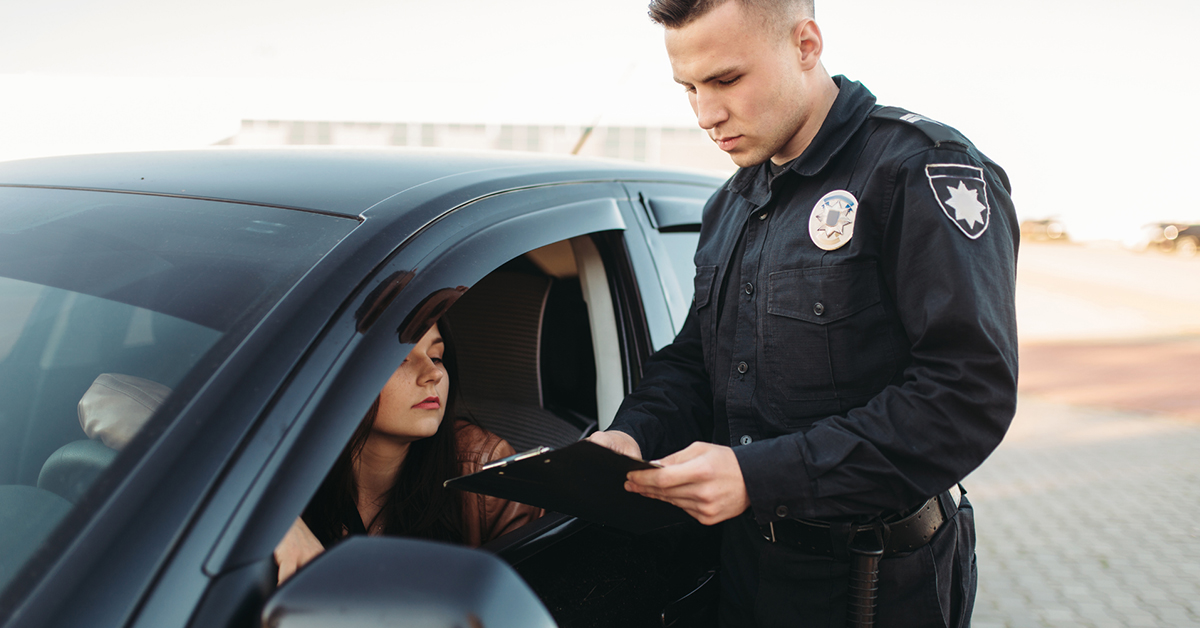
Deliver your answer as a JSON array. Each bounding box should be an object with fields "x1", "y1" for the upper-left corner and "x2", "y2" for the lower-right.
[{"x1": 481, "y1": 446, "x2": 553, "y2": 471}]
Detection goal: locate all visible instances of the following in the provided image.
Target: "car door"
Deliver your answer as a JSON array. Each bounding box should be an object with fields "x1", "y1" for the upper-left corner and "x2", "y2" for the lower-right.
[
  {"x1": 108, "y1": 179, "x2": 713, "y2": 628},
  {"x1": 470, "y1": 180, "x2": 720, "y2": 628}
]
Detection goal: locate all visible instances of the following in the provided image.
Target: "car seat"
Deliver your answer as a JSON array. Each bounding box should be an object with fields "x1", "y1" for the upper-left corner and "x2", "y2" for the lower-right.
[{"x1": 445, "y1": 270, "x2": 596, "y2": 452}]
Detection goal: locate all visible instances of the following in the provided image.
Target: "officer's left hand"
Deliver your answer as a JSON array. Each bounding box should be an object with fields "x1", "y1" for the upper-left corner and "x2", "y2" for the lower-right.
[{"x1": 625, "y1": 442, "x2": 750, "y2": 526}]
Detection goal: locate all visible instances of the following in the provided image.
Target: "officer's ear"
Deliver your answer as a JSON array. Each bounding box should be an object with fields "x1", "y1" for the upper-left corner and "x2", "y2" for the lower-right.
[{"x1": 791, "y1": 18, "x2": 823, "y2": 71}]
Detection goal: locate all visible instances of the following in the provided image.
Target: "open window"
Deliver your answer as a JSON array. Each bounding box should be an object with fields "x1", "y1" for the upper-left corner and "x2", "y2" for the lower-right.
[
  {"x1": 433, "y1": 233, "x2": 717, "y2": 628},
  {"x1": 443, "y1": 234, "x2": 633, "y2": 451},
  {"x1": 188, "y1": 183, "x2": 717, "y2": 628},
  {"x1": 202, "y1": 189, "x2": 635, "y2": 561}
]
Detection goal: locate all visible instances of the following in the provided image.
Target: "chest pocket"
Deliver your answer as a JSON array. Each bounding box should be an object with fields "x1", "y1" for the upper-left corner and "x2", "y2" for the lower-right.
[
  {"x1": 764, "y1": 261, "x2": 896, "y2": 411},
  {"x1": 693, "y1": 265, "x2": 718, "y2": 310},
  {"x1": 692, "y1": 266, "x2": 718, "y2": 369}
]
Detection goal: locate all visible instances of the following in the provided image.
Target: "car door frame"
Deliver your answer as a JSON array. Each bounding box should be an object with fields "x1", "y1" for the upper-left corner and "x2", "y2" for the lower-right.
[{"x1": 138, "y1": 180, "x2": 650, "y2": 628}]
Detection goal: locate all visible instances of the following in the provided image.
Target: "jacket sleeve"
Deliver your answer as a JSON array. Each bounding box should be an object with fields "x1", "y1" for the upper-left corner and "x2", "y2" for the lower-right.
[
  {"x1": 607, "y1": 306, "x2": 714, "y2": 460},
  {"x1": 734, "y1": 145, "x2": 1019, "y2": 521},
  {"x1": 459, "y1": 430, "x2": 544, "y2": 546}
]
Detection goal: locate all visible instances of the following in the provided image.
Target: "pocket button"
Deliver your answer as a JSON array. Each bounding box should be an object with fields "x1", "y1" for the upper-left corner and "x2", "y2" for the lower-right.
[
  {"x1": 813, "y1": 302, "x2": 825, "y2": 316},
  {"x1": 740, "y1": 435, "x2": 753, "y2": 446}
]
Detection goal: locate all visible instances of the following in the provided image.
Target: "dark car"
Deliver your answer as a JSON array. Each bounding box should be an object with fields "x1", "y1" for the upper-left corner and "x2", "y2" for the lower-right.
[
  {"x1": 0, "y1": 148, "x2": 724, "y2": 628},
  {"x1": 1137, "y1": 222, "x2": 1200, "y2": 257}
]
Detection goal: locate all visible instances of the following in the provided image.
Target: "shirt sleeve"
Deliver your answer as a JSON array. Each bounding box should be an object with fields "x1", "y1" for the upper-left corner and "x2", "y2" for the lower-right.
[
  {"x1": 734, "y1": 145, "x2": 1019, "y2": 522},
  {"x1": 608, "y1": 306, "x2": 714, "y2": 460}
]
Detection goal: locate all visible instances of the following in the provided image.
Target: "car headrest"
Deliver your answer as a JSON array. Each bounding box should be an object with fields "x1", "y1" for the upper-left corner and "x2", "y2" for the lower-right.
[
  {"x1": 37, "y1": 440, "x2": 119, "y2": 503},
  {"x1": 77, "y1": 373, "x2": 172, "y2": 450}
]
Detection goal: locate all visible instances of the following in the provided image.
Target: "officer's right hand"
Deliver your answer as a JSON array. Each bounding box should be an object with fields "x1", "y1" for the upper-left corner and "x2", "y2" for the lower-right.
[{"x1": 587, "y1": 430, "x2": 643, "y2": 461}]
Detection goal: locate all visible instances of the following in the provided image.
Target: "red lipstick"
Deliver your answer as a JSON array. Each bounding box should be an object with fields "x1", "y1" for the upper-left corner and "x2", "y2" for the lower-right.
[{"x1": 413, "y1": 396, "x2": 441, "y2": 410}]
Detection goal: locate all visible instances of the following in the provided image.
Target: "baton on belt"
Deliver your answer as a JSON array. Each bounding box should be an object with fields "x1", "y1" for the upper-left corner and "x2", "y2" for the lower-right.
[{"x1": 846, "y1": 526, "x2": 886, "y2": 628}]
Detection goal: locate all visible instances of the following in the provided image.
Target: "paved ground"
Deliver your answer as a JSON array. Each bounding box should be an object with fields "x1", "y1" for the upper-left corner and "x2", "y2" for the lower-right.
[
  {"x1": 967, "y1": 398, "x2": 1200, "y2": 627},
  {"x1": 965, "y1": 241, "x2": 1200, "y2": 627}
]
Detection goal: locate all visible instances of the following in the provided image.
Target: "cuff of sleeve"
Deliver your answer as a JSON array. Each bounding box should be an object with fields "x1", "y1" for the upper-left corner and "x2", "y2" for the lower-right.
[
  {"x1": 733, "y1": 434, "x2": 816, "y2": 524},
  {"x1": 607, "y1": 425, "x2": 649, "y2": 457}
]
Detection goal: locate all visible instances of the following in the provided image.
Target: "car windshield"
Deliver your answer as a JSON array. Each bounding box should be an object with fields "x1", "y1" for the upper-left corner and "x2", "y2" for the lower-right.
[{"x1": 0, "y1": 186, "x2": 357, "y2": 592}]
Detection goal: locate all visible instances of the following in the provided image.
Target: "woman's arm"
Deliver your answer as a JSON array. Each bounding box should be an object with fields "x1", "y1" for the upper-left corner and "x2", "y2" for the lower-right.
[{"x1": 274, "y1": 516, "x2": 326, "y2": 584}]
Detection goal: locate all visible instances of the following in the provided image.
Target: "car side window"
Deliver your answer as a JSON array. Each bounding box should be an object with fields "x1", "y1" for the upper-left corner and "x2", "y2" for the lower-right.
[
  {"x1": 658, "y1": 230, "x2": 701, "y2": 308},
  {"x1": 272, "y1": 231, "x2": 630, "y2": 585},
  {"x1": 626, "y1": 187, "x2": 708, "y2": 332}
]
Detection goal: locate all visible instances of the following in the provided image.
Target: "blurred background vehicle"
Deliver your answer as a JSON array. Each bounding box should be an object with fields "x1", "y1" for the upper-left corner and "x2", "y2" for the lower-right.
[
  {"x1": 1128, "y1": 222, "x2": 1200, "y2": 257},
  {"x1": 1019, "y1": 217, "x2": 1069, "y2": 242}
]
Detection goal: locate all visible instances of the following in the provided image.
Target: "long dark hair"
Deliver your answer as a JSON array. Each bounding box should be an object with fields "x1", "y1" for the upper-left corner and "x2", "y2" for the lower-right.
[{"x1": 303, "y1": 321, "x2": 464, "y2": 546}]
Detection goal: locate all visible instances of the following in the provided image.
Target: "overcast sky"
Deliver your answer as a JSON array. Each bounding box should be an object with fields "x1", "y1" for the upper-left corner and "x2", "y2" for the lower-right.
[{"x1": 1, "y1": 0, "x2": 1197, "y2": 239}]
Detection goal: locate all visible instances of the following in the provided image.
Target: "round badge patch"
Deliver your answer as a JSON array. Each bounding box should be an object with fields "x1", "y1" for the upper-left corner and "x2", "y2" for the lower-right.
[{"x1": 809, "y1": 190, "x2": 858, "y2": 251}]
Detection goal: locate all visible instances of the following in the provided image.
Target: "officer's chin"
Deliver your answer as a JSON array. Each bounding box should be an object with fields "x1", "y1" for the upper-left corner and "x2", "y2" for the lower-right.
[{"x1": 729, "y1": 150, "x2": 770, "y2": 169}]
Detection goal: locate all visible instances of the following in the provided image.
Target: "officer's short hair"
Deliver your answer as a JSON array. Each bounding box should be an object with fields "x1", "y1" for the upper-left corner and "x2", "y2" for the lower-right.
[{"x1": 647, "y1": 0, "x2": 814, "y2": 32}]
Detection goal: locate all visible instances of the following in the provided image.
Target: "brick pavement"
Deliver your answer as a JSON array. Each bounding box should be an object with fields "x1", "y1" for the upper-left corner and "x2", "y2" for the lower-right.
[{"x1": 966, "y1": 396, "x2": 1200, "y2": 627}]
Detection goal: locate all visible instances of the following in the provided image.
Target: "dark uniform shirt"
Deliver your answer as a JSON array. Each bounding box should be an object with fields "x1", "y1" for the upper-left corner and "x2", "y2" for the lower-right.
[{"x1": 611, "y1": 76, "x2": 1019, "y2": 525}]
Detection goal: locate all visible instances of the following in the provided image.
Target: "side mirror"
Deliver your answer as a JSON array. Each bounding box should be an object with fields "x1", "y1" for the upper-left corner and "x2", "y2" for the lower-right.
[{"x1": 262, "y1": 536, "x2": 556, "y2": 628}]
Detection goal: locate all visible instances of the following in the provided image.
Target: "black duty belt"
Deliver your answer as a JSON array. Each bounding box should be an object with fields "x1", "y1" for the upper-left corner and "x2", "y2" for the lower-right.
[
  {"x1": 758, "y1": 490, "x2": 955, "y2": 557},
  {"x1": 758, "y1": 486, "x2": 964, "y2": 628}
]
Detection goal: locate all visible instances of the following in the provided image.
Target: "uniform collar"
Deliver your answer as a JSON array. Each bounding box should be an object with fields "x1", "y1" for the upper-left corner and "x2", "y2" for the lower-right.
[{"x1": 727, "y1": 76, "x2": 877, "y2": 207}]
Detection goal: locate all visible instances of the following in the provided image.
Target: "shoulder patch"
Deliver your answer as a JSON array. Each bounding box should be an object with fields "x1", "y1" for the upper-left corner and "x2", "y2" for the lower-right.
[
  {"x1": 926, "y1": 163, "x2": 990, "y2": 239},
  {"x1": 871, "y1": 106, "x2": 970, "y2": 149}
]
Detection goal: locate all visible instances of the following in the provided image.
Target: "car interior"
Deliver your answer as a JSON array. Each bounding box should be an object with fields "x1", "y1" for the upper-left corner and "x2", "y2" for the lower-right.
[
  {"x1": 439, "y1": 235, "x2": 718, "y2": 627},
  {"x1": 283, "y1": 232, "x2": 717, "y2": 626},
  {"x1": 444, "y1": 237, "x2": 617, "y2": 451},
  {"x1": 0, "y1": 191, "x2": 352, "y2": 599},
  {"x1": 0, "y1": 279, "x2": 221, "y2": 590}
]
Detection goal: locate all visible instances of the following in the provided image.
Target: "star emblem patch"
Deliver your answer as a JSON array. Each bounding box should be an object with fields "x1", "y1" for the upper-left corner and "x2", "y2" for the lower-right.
[
  {"x1": 926, "y1": 163, "x2": 991, "y2": 239},
  {"x1": 809, "y1": 190, "x2": 858, "y2": 251}
]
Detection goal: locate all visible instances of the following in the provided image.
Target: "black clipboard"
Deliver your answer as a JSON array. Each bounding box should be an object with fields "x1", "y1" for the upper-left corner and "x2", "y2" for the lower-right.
[{"x1": 444, "y1": 440, "x2": 691, "y2": 534}]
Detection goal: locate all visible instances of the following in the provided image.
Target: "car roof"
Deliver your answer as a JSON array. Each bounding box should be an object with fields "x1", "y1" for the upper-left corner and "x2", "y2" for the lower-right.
[{"x1": 0, "y1": 148, "x2": 724, "y2": 217}]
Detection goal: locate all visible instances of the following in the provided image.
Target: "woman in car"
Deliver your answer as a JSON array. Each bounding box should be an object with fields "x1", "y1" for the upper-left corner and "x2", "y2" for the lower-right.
[{"x1": 273, "y1": 320, "x2": 541, "y2": 583}]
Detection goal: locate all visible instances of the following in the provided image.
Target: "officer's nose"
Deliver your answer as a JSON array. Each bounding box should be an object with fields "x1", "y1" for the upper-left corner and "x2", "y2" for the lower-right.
[{"x1": 693, "y1": 91, "x2": 728, "y2": 131}]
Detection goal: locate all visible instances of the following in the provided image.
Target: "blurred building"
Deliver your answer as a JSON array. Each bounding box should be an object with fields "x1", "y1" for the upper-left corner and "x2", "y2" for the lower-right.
[{"x1": 216, "y1": 120, "x2": 735, "y2": 174}]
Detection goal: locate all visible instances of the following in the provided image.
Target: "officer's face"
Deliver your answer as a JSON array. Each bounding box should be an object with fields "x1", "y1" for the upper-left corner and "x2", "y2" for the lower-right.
[{"x1": 665, "y1": 1, "x2": 824, "y2": 167}]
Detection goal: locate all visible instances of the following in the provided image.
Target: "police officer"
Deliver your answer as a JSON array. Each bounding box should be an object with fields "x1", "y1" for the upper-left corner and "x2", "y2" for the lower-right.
[{"x1": 587, "y1": 0, "x2": 1018, "y2": 626}]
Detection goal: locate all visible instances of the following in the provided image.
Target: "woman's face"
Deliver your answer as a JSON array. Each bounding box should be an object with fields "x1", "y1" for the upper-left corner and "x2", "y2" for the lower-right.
[{"x1": 374, "y1": 325, "x2": 450, "y2": 443}]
